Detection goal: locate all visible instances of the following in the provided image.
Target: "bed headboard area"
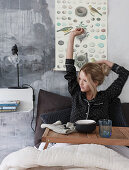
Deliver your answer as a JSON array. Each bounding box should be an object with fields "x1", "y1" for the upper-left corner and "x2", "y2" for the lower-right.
[{"x1": 34, "y1": 89, "x2": 129, "y2": 147}]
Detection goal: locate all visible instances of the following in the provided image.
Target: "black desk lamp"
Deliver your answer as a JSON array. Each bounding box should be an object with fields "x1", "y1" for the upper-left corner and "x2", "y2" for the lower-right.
[{"x1": 8, "y1": 44, "x2": 27, "y2": 89}]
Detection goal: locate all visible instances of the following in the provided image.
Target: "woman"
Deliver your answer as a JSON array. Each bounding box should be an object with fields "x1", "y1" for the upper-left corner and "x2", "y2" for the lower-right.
[
  {"x1": 38, "y1": 28, "x2": 129, "y2": 157},
  {"x1": 64, "y1": 28, "x2": 129, "y2": 123}
]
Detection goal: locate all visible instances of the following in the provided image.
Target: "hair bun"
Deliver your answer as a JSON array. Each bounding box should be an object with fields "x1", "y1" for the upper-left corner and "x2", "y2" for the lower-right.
[{"x1": 100, "y1": 64, "x2": 110, "y2": 76}]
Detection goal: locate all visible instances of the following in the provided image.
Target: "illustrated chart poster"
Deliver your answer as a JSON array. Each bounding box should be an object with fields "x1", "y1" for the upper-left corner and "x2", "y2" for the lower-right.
[{"x1": 55, "y1": 0, "x2": 107, "y2": 71}]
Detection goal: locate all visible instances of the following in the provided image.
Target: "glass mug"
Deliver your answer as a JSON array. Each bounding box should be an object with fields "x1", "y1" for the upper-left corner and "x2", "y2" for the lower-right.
[{"x1": 99, "y1": 119, "x2": 112, "y2": 138}]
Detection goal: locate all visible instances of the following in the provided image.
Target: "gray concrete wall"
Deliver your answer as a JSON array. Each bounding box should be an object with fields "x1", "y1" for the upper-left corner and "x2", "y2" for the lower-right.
[
  {"x1": 0, "y1": 0, "x2": 129, "y2": 102},
  {"x1": 0, "y1": 0, "x2": 56, "y2": 88}
]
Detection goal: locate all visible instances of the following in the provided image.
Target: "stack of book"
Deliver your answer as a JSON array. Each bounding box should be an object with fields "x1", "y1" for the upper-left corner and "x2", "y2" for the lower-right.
[{"x1": 0, "y1": 100, "x2": 20, "y2": 112}]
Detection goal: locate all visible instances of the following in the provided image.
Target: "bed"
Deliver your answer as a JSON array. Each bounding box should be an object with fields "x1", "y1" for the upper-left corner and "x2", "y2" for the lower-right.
[{"x1": 0, "y1": 89, "x2": 129, "y2": 170}]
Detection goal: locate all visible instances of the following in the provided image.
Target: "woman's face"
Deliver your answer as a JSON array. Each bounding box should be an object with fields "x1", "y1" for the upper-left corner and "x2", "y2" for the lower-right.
[{"x1": 78, "y1": 70, "x2": 91, "y2": 92}]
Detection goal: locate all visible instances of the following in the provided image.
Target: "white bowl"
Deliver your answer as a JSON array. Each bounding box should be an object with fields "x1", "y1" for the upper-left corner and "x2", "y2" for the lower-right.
[
  {"x1": 75, "y1": 120, "x2": 96, "y2": 125},
  {"x1": 75, "y1": 119, "x2": 96, "y2": 133}
]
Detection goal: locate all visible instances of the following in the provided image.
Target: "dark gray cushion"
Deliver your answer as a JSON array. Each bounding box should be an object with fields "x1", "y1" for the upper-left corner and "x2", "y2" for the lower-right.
[
  {"x1": 34, "y1": 89, "x2": 71, "y2": 147},
  {"x1": 121, "y1": 103, "x2": 129, "y2": 126},
  {"x1": 40, "y1": 108, "x2": 71, "y2": 124},
  {"x1": 109, "y1": 98, "x2": 128, "y2": 127}
]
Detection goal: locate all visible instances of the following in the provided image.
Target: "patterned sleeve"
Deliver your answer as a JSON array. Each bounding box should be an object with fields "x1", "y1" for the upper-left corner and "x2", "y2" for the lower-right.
[
  {"x1": 105, "y1": 63, "x2": 129, "y2": 102},
  {"x1": 64, "y1": 59, "x2": 80, "y2": 96}
]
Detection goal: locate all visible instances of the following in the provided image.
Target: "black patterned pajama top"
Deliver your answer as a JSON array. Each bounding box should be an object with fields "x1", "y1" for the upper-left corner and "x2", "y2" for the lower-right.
[{"x1": 64, "y1": 59, "x2": 129, "y2": 123}]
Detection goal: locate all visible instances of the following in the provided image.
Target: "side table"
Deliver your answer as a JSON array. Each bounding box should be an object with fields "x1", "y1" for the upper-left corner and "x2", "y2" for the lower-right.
[
  {"x1": 0, "y1": 110, "x2": 34, "y2": 163},
  {"x1": 0, "y1": 88, "x2": 34, "y2": 163}
]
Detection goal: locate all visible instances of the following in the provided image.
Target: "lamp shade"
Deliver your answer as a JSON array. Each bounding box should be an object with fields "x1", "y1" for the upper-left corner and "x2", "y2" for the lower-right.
[
  {"x1": 8, "y1": 54, "x2": 19, "y2": 67},
  {"x1": 8, "y1": 44, "x2": 28, "y2": 89}
]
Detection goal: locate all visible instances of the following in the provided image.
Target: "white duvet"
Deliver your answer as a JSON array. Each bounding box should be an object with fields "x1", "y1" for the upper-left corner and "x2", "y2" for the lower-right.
[{"x1": 0, "y1": 144, "x2": 129, "y2": 170}]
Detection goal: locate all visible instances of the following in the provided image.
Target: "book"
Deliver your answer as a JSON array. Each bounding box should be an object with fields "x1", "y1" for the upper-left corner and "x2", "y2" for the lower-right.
[
  {"x1": 0, "y1": 106, "x2": 16, "y2": 110},
  {"x1": 0, "y1": 104, "x2": 19, "y2": 106},
  {"x1": 0, "y1": 109, "x2": 16, "y2": 112},
  {"x1": 0, "y1": 100, "x2": 20, "y2": 107}
]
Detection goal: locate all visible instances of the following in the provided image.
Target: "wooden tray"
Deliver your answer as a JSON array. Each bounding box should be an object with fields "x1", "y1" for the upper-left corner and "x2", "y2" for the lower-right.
[{"x1": 42, "y1": 126, "x2": 129, "y2": 149}]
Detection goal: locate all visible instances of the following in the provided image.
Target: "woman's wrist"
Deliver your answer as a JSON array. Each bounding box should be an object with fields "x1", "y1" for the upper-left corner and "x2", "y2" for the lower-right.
[
  {"x1": 105, "y1": 60, "x2": 114, "y2": 68},
  {"x1": 69, "y1": 33, "x2": 75, "y2": 41},
  {"x1": 96, "y1": 60, "x2": 114, "y2": 68}
]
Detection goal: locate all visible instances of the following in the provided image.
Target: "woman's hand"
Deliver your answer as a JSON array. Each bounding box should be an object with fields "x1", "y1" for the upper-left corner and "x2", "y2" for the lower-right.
[
  {"x1": 70, "y1": 28, "x2": 85, "y2": 37},
  {"x1": 96, "y1": 60, "x2": 114, "y2": 68}
]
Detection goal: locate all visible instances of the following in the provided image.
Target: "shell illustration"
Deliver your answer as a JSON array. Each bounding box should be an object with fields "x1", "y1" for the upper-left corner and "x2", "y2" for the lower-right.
[
  {"x1": 97, "y1": 18, "x2": 101, "y2": 21},
  {"x1": 91, "y1": 58, "x2": 96, "y2": 62},
  {"x1": 62, "y1": 16, "x2": 67, "y2": 20},
  {"x1": 62, "y1": 11, "x2": 67, "y2": 14},
  {"x1": 58, "y1": 40, "x2": 64, "y2": 45},
  {"x1": 75, "y1": 44, "x2": 80, "y2": 48},
  {"x1": 101, "y1": 29, "x2": 106, "y2": 32},
  {"x1": 75, "y1": 53, "x2": 88, "y2": 68},
  {"x1": 75, "y1": 7, "x2": 87, "y2": 17},
  {"x1": 57, "y1": 22, "x2": 61, "y2": 26},
  {"x1": 83, "y1": 44, "x2": 87, "y2": 48},
  {"x1": 73, "y1": 19, "x2": 77, "y2": 23},
  {"x1": 94, "y1": 35, "x2": 99, "y2": 39},
  {"x1": 88, "y1": 48, "x2": 95, "y2": 53},
  {"x1": 98, "y1": 43, "x2": 104, "y2": 48},
  {"x1": 100, "y1": 35, "x2": 106, "y2": 40},
  {"x1": 58, "y1": 54, "x2": 64, "y2": 58},
  {"x1": 89, "y1": 42, "x2": 95, "y2": 47}
]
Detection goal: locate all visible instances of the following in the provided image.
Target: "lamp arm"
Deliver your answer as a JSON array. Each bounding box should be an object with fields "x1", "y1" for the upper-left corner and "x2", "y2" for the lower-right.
[{"x1": 17, "y1": 63, "x2": 20, "y2": 88}]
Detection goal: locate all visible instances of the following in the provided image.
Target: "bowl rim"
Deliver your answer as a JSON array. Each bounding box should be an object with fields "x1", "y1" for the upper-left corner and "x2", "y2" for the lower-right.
[{"x1": 75, "y1": 119, "x2": 96, "y2": 125}]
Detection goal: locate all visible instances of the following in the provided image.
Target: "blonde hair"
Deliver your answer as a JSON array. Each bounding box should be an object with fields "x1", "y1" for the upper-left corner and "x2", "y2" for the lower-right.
[{"x1": 78, "y1": 62, "x2": 110, "y2": 98}]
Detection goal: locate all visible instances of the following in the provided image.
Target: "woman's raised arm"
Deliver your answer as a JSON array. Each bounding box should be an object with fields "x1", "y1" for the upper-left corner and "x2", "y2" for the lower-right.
[{"x1": 66, "y1": 28, "x2": 84, "y2": 59}]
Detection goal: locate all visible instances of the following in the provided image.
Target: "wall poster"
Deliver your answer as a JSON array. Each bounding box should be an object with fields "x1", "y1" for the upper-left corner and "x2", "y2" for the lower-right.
[{"x1": 55, "y1": 0, "x2": 107, "y2": 71}]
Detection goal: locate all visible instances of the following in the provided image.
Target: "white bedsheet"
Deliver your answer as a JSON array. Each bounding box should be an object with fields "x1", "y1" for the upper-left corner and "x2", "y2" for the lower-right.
[
  {"x1": 38, "y1": 142, "x2": 129, "y2": 159},
  {"x1": 1, "y1": 144, "x2": 129, "y2": 170}
]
